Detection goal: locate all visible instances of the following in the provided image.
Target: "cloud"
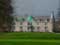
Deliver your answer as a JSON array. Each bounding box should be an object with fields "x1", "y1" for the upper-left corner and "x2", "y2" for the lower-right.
[{"x1": 11, "y1": 0, "x2": 58, "y2": 16}]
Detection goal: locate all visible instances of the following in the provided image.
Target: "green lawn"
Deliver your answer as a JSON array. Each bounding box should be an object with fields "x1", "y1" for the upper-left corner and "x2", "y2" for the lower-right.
[
  {"x1": 0, "y1": 32, "x2": 60, "y2": 45},
  {"x1": 0, "y1": 39, "x2": 60, "y2": 45}
]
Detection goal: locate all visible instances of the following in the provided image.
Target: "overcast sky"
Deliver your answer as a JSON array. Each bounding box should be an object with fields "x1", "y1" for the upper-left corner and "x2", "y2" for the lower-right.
[{"x1": 11, "y1": 0, "x2": 59, "y2": 16}]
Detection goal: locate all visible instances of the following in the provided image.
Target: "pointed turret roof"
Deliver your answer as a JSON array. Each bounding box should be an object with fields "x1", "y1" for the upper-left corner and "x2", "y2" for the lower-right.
[{"x1": 27, "y1": 16, "x2": 33, "y2": 22}]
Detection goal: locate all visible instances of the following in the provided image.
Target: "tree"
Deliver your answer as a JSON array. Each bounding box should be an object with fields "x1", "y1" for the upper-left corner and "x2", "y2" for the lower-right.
[
  {"x1": 55, "y1": 8, "x2": 60, "y2": 33},
  {"x1": 0, "y1": 0, "x2": 13, "y2": 32}
]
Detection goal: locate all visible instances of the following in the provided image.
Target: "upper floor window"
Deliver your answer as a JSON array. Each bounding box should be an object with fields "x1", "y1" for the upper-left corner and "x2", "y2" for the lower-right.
[
  {"x1": 20, "y1": 22, "x2": 22, "y2": 25},
  {"x1": 28, "y1": 22, "x2": 32, "y2": 25},
  {"x1": 45, "y1": 22, "x2": 47, "y2": 25},
  {"x1": 40, "y1": 19, "x2": 42, "y2": 22},
  {"x1": 47, "y1": 19, "x2": 50, "y2": 22},
  {"x1": 45, "y1": 27, "x2": 48, "y2": 32}
]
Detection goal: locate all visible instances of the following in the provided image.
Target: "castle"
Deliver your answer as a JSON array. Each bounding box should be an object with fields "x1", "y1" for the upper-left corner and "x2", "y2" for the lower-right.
[{"x1": 11, "y1": 12, "x2": 54, "y2": 32}]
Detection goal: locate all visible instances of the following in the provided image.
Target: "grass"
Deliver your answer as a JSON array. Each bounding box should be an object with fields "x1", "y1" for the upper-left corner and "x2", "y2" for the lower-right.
[
  {"x1": 0, "y1": 32, "x2": 60, "y2": 40},
  {"x1": 0, "y1": 32, "x2": 60, "y2": 45},
  {"x1": 0, "y1": 41, "x2": 60, "y2": 45},
  {"x1": 0, "y1": 39, "x2": 60, "y2": 45}
]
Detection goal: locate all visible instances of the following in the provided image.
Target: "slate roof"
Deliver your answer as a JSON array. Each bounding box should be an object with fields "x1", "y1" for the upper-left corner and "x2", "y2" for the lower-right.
[{"x1": 14, "y1": 15, "x2": 51, "y2": 22}]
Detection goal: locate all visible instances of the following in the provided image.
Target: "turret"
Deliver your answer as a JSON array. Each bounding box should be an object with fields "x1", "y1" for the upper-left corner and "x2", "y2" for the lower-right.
[
  {"x1": 50, "y1": 11, "x2": 55, "y2": 32},
  {"x1": 50, "y1": 11, "x2": 55, "y2": 23}
]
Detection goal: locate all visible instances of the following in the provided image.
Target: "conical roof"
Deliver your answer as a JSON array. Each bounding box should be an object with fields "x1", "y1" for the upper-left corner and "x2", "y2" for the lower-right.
[{"x1": 27, "y1": 16, "x2": 33, "y2": 22}]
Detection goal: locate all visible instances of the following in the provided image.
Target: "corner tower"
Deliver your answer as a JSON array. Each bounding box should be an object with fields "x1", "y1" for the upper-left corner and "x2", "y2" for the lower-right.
[{"x1": 50, "y1": 11, "x2": 55, "y2": 32}]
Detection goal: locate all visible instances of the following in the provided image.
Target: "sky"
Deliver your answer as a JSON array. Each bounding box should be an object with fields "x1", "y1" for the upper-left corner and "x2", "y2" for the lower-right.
[{"x1": 11, "y1": 0, "x2": 59, "y2": 16}]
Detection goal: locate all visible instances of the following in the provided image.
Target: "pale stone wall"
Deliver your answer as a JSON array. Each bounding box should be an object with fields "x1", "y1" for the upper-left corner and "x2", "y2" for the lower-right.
[
  {"x1": 13, "y1": 16, "x2": 53, "y2": 32},
  {"x1": 47, "y1": 23, "x2": 53, "y2": 32},
  {"x1": 23, "y1": 21, "x2": 28, "y2": 32},
  {"x1": 14, "y1": 22, "x2": 20, "y2": 32}
]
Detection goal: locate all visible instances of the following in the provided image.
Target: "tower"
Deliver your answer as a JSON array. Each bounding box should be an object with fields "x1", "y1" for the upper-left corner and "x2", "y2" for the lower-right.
[
  {"x1": 51, "y1": 11, "x2": 55, "y2": 21},
  {"x1": 50, "y1": 11, "x2": 55, "y2": 32}
]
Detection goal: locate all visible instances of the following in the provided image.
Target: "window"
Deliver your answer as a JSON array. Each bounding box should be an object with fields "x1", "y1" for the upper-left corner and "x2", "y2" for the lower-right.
[
  {"x1": 12, "y1": 26, "x2": 15, "y2": 31},
  {"x1": 28, "y1": 22, "x2": 32, "y2": 25},
  {"x1": 37, "y1": 27, "x2": 40, "y2": 30},
  {"x1": 40, "y1": 19, "x2": 42, "y2": 21},
  {"x1": 20, "y1": 26, "x2": 23, "y2": 29},
  {"x1": 45, "y1": 22, "x2": 47, "y2": 25},
  {"x1": 45, "y1": 27, "x2": 48, "y2": 29},
  {"x1": 20, "y1": 22, "x2": 22, "y2": 25},
  {"x1": 47, "y1": 19, "x2": 50, "y2": 22},
  {"x1": 28, "y1": 23, "x2": 30, "y2": 25},
  {"x1": 20, "y1": 26, "x2": 23, "y2": 32},
  {"x1": 45, "y1": 26, "x2": 48, "y2": 32}
]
